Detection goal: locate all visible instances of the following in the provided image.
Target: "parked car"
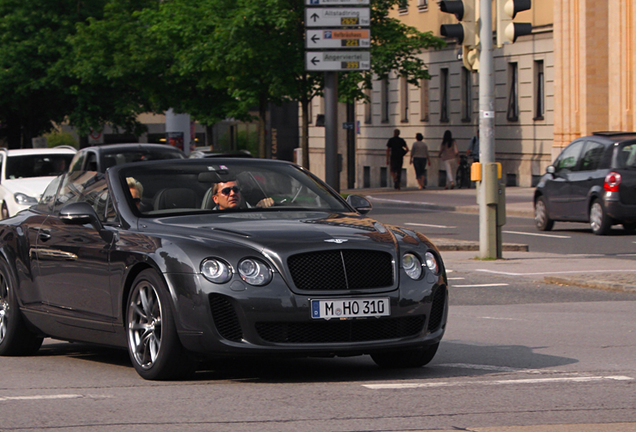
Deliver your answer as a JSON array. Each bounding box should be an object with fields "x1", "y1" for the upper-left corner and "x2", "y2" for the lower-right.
[
  {"x1": 0, "y1": 158, "x2": 448, "y2": 380},
  {"x1": 534, "y1": 131, "x2": 636, "y2": 235},
  {"x1": 68, "y1": 143, "x2": 185, "y2": 173},
  {"x1": 0, "y1": 146, "x2": 77, "y2": 219}
]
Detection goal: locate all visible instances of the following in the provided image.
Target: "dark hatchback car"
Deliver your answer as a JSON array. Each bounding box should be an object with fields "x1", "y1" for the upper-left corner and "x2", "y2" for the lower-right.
[
  {"x1": 68, "y1": 143, "x2": 186, "y2": 173},
  {"x1": 534, "y1": 132, "x2": 636, "y2": 235},
  {"x1": 0, "y1": 158, "x2": 448, "y2": 380}
]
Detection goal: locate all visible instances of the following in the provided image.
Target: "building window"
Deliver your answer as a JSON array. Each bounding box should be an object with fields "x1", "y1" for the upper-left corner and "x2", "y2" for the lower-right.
[
  {"x1": 534, "y1": 60, "x2": 544, "y2": 120},
  {"x1": 417, "y1": 0, "x2": 428, "y2": 12},
  {"x1": 364, "y1": 87, "x2": 372, "y2": 124},
  {"x1": 461, "y1": 67, "x2": 472, "y2": 122},
  {"x1": 507, "y1": 62, "x2": 519, "y2": 122},
  {"x1": 398, "y1": 0, "x2": 408, "y2": 14},
  {"x1": 381, "y1": 77, "x2": 389, "y2": 123},
  {"x1": 440, "y1": 68, "x2": 449, "y2": 123},
  {"x1": 420, "y1": 78, "x2": 429, "y2": 122},
  {"x1": 400, "y1": 76, "x2": 409, "y2": 123}
]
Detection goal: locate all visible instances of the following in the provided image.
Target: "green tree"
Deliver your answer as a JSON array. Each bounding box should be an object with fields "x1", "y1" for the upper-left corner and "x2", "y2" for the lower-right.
[{"x1": 0, "y1": 0, "x2": 106, "y2": 148}]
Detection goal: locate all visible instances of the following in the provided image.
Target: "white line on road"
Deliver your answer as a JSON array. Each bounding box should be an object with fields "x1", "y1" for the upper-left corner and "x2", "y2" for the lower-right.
[
  {"x1": 404, "y1": 222, "x2": 456, "y2": 229},
  {"x1": 476, "y1": 269, "x2": 636, "y2": 277},
  {"x1": 452, "y1": 283, "x2": 510, "y2": 288},
  {"x1": 0, "y1": 394, "x2": 83, "y2": 402},
  {"x1": 447, "y1": 277, "x2": 465, "y2": 280},
  {"x1": 363, "y1": 375, "x2": 633, "y2": 390},
  {"x1": 503, "y1": 230, "x2": 571, "y2": 238}
]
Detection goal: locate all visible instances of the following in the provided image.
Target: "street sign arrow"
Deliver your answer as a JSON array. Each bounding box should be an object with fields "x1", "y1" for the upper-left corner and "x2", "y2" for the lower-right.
[
  {"x1": 306, "y1": 29, "x2": 371, "y2": 49},
  {"x1": 305, "y1": 51, "x2": 370, "y2": 71},
  {"x1": 305, "y1": 8, "x2": 371, "y2": 28}
]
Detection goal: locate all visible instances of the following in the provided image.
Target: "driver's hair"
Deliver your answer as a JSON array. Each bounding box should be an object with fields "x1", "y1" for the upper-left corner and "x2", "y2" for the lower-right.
[{"x1": 126, "y1": 177, "x2": 144, "y2": 196}]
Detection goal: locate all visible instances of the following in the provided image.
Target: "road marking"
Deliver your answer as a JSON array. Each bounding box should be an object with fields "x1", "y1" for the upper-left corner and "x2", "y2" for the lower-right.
[
  {"x1": 404, "y1": 222, "x2": 456, "y2": 229},
  {"x1": 476, "y1": 269, "x2": 636, "y2": 276},
  {"x1": 452, "y1": 283, "x2": 510, "y2": 288},
  {"x1": 0, "y1": 394, "x2": 83, "y2": 402},
  {"x1": 503, "y1": 230, "x2": 571, "y2": 238},
  {"x1": 363, "y1": 375, "x2": 633, "y2": 390},
  {"x1": 447, "y1": 277, "x2": 465, "y2": 280}
]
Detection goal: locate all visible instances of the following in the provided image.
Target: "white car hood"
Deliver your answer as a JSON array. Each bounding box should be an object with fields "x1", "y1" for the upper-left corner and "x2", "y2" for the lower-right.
[{"x1": 3, "y1": 176, "x2": 56, "y2": 199}]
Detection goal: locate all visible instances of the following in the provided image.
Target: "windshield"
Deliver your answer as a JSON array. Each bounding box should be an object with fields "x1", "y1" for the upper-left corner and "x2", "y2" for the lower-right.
[
  {"x1": 118, "y1": 160, "x2": 349, "y2": 216},
  {"x1": 5, "y1": 154, "x2": 74, "y2": 179}
]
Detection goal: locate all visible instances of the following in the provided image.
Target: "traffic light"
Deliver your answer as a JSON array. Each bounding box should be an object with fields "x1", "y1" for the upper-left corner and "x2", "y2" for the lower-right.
[
  {"x1": 438, "y1": 0, "x2": 476, "y2": 48},
  {"x1": 496, "y1": 0, "x2": 532, "y2": 46}
]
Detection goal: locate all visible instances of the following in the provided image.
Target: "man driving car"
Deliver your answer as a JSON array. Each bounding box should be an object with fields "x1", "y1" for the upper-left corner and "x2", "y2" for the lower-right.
[{"x1": 212, "y1": 180, "x2": 274, "y2": 210}]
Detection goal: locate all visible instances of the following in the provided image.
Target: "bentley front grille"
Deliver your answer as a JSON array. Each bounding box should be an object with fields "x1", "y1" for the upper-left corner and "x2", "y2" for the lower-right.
[
  {"x1": 287, "y1": 249, "x2": 394, "y2": 291},
  {"x1": 427, "y1": 286, "x2": 447, "y2": 332},
  {"x1": 209, "y1": 294, "x2": 243, "y2": 342}
]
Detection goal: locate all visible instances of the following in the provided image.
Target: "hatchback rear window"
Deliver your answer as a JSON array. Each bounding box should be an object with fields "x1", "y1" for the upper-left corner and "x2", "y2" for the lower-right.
[{"x1": 617, "y1": 144, "x2": 636, "y2": 169}]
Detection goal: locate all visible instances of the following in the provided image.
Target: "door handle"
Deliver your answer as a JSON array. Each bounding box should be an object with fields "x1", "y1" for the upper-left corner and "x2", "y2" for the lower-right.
[{"x1": 38, "y1": 230, "x2": 51, "y2": 241}]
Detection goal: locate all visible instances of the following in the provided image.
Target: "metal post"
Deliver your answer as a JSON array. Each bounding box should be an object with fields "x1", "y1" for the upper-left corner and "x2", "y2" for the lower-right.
[
  {"x1": 324, "y1": 71, "x2": 339, "y2": 192},
  {"x1": 478, "y1": 0, "x2": 498, "y2": 258}
]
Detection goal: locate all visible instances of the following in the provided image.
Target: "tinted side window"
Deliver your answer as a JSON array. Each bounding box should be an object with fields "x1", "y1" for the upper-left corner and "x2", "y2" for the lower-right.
[
  {"x1": 554, "y1": 141, "x2": 584, "y2": 173},
  {"x1": 579, "y1": 141, "x2": 605, "y2": 171},
  {"x1": 34, "y1": 175, "x2": 63, "y2": 213},
  {"x1": 53, "y1": 171, "x2": 102, "y2": 214},
  {"x1": 617, "y1": 144, "x2": 636, "y2": 168}
]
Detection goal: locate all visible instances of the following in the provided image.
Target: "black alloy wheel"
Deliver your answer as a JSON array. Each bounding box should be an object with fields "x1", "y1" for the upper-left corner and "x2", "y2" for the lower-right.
[{"x1": 534, "y1": 196, "x2": 554, "y2": 231}]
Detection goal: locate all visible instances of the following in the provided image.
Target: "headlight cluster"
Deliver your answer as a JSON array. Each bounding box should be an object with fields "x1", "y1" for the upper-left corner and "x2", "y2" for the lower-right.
[
  {"x1": 14, "y1": 193, "x2": 38, "y2": 206},
  {"x1": 402, "y1": 251, "x2": 440, "y2": 280},
  {"x1": 200, "y1": 257, "x2": 272, "y2": 286}
]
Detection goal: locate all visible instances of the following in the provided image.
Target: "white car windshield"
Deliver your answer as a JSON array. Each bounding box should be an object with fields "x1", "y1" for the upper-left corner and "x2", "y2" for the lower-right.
[{"x1": 6, "y1": 154, "x2": 74, "y2": 179}]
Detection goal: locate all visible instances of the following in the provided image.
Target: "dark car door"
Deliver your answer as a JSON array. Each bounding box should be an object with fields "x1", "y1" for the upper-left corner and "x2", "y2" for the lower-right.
[
  {"x1": 567, "y1": 139, "x2": 607, "y2": 220},
  {"x1": 543, "y1": 140, "x2": 585, "y2": 219},
  {"x1": 33, "y1": 172, "x2": 116, "y2": 331}
]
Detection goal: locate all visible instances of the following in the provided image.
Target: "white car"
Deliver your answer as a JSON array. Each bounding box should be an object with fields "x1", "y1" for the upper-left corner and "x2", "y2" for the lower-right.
[{"x1": 0, "y1": 147, "x2": 77, "y2": 219}]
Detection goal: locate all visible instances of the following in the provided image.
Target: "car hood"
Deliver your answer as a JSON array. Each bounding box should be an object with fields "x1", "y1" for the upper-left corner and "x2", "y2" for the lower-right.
[
  {"x1": 148, "y1": 211, "x2": 431, "y2": 255},
  {"x1": 3, "y1": 177, "x2": 55, "y2": 198}
]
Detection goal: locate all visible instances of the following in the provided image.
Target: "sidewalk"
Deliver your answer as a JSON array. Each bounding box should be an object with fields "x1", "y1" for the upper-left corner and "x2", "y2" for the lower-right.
[{"x1": 343, "y1": 186, "x2": 636, "y2": 294}]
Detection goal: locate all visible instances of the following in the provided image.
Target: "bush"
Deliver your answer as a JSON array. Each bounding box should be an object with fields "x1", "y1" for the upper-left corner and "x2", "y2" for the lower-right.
[{"x1": 45, "y1": 131, "x2": 78, "y2": 149}]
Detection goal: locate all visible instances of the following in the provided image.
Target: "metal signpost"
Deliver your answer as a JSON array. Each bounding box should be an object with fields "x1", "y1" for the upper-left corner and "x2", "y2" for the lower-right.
[{"x1": 304, "y1": 0, "x2": 370, "y2": 191}]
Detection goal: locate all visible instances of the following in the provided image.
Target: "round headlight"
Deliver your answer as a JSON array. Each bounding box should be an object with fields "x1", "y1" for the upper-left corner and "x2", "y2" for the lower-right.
[
  {"x1": 201, "y1": 258, "x2": 232, "y2": 284},
  {"x1": 238, "y1": 258, "x2": 272, "y2": 286},
  {"x1": 402, "y1": 253, "x2": 423, "y2": 280},
  {"x1": 424, "y1": 251, "x2": 440, "y2": 275}
]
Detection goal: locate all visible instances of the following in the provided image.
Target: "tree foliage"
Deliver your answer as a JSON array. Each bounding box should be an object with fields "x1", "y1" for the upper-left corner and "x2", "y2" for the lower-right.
[{"x1": 0, "y1": 0, "x2": 444, "y2": 151}]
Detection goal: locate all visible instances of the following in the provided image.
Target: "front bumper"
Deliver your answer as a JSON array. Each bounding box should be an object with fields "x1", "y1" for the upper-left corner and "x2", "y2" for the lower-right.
[{"x1": 167, "y1": 271, "x2": 448, "y2": 358}]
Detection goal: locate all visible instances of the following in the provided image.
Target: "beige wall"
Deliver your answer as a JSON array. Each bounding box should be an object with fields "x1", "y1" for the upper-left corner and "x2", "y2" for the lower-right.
[{"x1": 554, "y1": 0, "x2": 636, "y2": 157}]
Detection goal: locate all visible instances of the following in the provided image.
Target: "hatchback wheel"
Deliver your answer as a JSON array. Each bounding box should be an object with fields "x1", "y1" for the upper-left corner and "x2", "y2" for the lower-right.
[
  {"x1": 590, "y1": 199, "x2": 612, "y2": 235},
  {"x1": 0, "y1": 260, "x2": 43, "y2": 356},
  {"x1": 534, "y1": 196, "x2": 554, "y2": 231},
  {"x1": 371, "y1": 343, "x2": 439, "y2": 368},
  {"x1": 126, "y1": 270, "x2": 195, "y2": 380}
]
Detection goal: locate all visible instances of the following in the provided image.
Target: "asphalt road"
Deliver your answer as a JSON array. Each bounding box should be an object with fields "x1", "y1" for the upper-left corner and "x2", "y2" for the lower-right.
[{"x1": 1, "y1": 200, "x2": 635, "y2": 432}]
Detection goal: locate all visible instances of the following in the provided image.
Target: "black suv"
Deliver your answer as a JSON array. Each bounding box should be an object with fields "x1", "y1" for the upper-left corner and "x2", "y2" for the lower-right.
[
  {"x1": 534, "y1": 132, "x2": 636, "y2": 235},
  {"x1": 68, "y1": 143, "x2": 185, "y2": 174}
]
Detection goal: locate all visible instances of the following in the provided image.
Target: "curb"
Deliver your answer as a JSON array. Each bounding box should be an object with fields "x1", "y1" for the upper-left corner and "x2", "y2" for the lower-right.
[
  {"x1": 544, "y1": 276, "x2": 636, "y2": 293},
  {"x1": 430, "y1": 238, "x2": 529, "y2": 252}
]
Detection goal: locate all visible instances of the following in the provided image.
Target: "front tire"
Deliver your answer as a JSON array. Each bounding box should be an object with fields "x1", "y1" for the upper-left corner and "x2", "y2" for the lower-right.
[
  {"x1": 0, "y1": 260, "x2": 43, "y2": 356},
  {"x1": 126, "y1": 269, "x2": 195, "y2": 380},
  {"x1": 590, "y1": 199, "x2": 612, "y2": 235},
  {"x1": 371, "y1": 343, "x2": 439, "y2": 369},
  {"x1": 534, "y1": 196, "x2": 554, "y2": 231}
]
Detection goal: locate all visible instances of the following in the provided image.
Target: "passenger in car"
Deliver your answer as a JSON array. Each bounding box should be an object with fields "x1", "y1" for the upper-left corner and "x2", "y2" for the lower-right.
[
  {"x1": 127, "y1": 177, "x2": 144, "y2": 209},
  {"x1": 211, "y1": 180, "x2": 273, "y2": 210}
]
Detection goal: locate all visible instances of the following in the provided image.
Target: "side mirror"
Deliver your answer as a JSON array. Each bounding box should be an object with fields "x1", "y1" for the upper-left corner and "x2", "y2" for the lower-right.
[
  {"x1": 546, "y1": 165, "x2": 556, "y2": 176},
  {"x1": 59, "y1": 202, "x2": 114, "y2": 243},
  {"x1": 346, "y1": 195, "x2": 372, "y2": 215}
]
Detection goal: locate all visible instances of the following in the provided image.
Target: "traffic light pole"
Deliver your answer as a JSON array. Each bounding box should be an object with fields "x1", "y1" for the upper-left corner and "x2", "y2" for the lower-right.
[
  {"x1": 324, "y1": 71, "x2": 339, "y2": 192},
  {"x1": 478, "y1": 0, "x2": 499, "y2": 258}
]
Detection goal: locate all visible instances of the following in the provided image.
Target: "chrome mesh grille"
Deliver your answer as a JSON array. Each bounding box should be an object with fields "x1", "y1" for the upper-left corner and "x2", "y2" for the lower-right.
[{"x1": 287, "y1": 249, "x2": 394, "y2": 291}]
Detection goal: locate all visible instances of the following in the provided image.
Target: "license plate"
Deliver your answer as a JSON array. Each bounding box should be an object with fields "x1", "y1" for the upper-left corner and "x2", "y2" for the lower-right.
[{"x1": 311, "y1": 298, "x2": 390, "y2": 320}]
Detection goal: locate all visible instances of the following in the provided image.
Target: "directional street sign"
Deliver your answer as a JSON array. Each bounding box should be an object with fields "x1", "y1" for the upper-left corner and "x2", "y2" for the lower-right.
[
  {"x1": 305, "y1": 8, "x2": 371, "y2": 28},
  {"x1": 306, "y1": 0, "x2": 369, "y2": 4},
  {"x1": 305, "y1": 29, "x2": 371, "y2": 49},
  {"x1": 306, "y1": 51, "x2": 371, "y2": 71}
]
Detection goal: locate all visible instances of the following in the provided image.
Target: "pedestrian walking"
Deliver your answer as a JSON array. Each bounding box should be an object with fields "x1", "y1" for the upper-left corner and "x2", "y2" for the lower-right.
[
  {"x1": 410, "y1": 132, "x2": 430, "y2": 189},
  {"x1": 467, "y1": 129, "x2": 480, "y2": 163},
  {"x1": 386, "y1": 128, "x2": 409, "y2": 190},
  {"x1": 438, "y1": 129, "x2": 458, "y2": 189}
]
